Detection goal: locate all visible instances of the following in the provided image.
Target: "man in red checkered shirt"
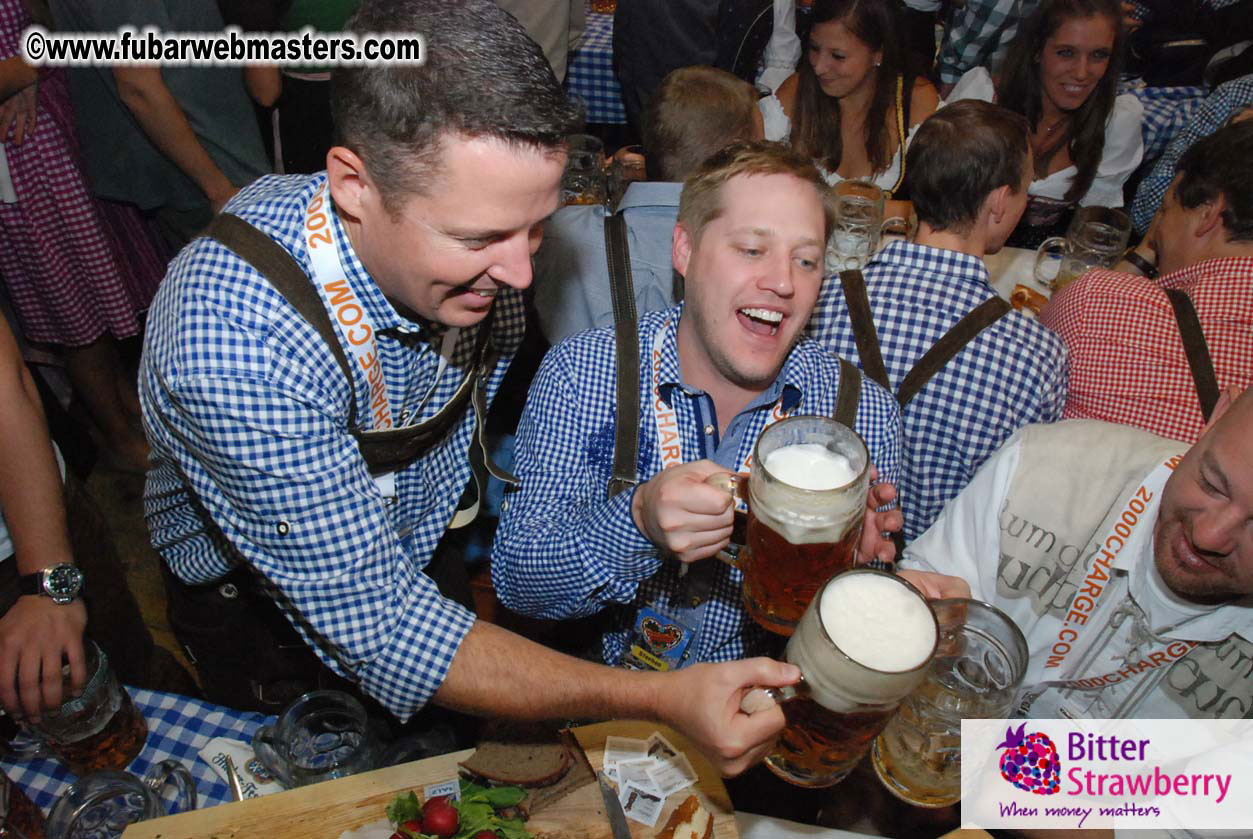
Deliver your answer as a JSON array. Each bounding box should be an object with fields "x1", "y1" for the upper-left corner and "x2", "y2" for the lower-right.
[{"x1": 1039, "y1": 120, "x2": 1253, "y2": 444}]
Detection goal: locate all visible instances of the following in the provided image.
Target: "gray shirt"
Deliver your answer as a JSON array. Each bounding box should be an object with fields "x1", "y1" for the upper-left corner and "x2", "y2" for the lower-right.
[
  {"x1": 533, "y1": 181, "x2": 681, "y2": 344},
  {"x1": 50, "y1": 0, "x2": 269, "y2": 211}
]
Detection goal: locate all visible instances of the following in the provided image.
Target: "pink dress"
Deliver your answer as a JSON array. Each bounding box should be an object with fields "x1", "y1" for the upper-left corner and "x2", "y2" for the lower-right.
[{"x1": 0, "y1": 0, "x2": 167, "y2": 347}]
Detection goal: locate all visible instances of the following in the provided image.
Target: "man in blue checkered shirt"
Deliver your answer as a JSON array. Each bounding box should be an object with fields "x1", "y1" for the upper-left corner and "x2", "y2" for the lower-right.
[
  {"x1": 493, "y1": 141, "x2": 905, "y2": 668},
  {"x1": 809, "y1": 101, "x2": 1068, "y2": 544},
  {"x1": 937, "y1": 0, "x2": 1040, "y2": 93},
  {"x1": 140, "y1": 0, "x2": 800, "y2": 776}
]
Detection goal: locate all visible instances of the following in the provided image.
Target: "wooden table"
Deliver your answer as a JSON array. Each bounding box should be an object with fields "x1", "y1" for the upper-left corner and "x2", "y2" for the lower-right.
[{"x1": 123, "y1": 721, "x2": 738, "y2": 839}]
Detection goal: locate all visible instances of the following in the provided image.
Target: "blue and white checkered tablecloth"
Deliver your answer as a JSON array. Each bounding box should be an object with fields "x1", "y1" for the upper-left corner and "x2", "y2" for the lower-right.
[
  {"x1": 565, "y1": 9, "x2": 626, "y2": 125},
  {"x1": 1121, "y1": 82, "x2": 1208, "y2": 165},
  {"x1": 1, "y1": 687, "x2": 273, "y2": 814}
]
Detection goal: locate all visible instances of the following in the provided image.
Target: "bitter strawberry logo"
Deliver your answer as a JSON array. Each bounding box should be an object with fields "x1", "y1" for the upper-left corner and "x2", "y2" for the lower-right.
[{"x1": 996, "y1": 723, "x2": 1061, "y2": 795}]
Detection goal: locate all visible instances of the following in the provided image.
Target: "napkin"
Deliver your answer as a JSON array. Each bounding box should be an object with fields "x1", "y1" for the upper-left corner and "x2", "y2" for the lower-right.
[{"x1": 199, "y1": 736, "x2": 286, "y2": 798}]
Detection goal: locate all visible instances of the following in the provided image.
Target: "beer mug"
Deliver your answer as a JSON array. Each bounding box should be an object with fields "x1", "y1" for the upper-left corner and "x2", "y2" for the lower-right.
[
  {"x1": 872, "y1": 599, "x2": 1028, "y2": 807},
  {"x1": 560, "y1": 134, "x2": 607, "y2": 207},
  {"x1": 1, "y1": 770, "x2": 46, "y2": 838},
  {"x1": 8, "y1": 641, "x2": 148, "y2": 776},
  {"x1": 744, "y1": 570, "x2": 938, "y2": 788},
  {"x1": 738, "y1": 416, "x2": 870, "y2": 635},
  {"x1": 45, "y1": 761, "x2": 195, "y2": 839},
  {"x1": 825, "y1": 180, "x2": 888, "y2": 273},
  {"x1": 252, "y1": 690, "x2": 378, "y2": 788},
  {"x1": 1033, "y1": 206, "x2": 1131, "y2": 291}
]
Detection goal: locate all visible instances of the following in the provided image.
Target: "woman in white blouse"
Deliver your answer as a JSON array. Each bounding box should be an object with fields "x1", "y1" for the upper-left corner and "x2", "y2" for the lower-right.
[
  {"x1": 945, "y1": 0, "x2": 1143, "y2": 247},
  {"x1": 759, "y1": 0, "x2": 938, "y2": 217}
]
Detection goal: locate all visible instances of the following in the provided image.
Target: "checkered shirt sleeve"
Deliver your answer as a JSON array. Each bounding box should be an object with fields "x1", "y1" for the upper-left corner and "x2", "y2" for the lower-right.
[
  {"x1": 1131, "y1": 77, "x2": 1253, "y2": 233},
  {"x1": 140, "y1": 175, "x2": 523, "y2": 720},
  {"x1": 938, "y1": 0, "x2": 1039, "y2": 86},
  {"x1": 493, "y1": 306, "x2": 901, "y2": 664},
  {"x1": 808, "y1": 242, "x2": 1068, "y2": 543},
  {"x1": 1038, "y1": 260, "x2": 1253, "y2": 444}
]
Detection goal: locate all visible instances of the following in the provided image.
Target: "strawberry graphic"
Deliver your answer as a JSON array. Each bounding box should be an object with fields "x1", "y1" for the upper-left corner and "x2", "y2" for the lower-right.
[{"x1": 996, "y1": 723, "x2": 1061, "y2": 795}]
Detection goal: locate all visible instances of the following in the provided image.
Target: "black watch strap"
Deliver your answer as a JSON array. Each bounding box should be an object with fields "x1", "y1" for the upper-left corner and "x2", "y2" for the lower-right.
[
  {"x1": 1123, "y1": 248, "x2": 1159, "y2": 279},
  {"x1": 17, "y1": 571, "x2": 41, "y2": 597}
]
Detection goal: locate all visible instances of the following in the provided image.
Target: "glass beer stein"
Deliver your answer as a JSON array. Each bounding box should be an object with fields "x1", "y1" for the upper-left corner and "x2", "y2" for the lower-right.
[
  {"x1": 872, "y1": 598, "x2": 1028, "y2": 807},
  {"x1": 1, "y1": 770, "x2": 46, "y2": 838},
  {"x1": 825, "y1": 180, "x2": 889, "y2": 273},
  {"x1": 1032, "y1": 206, "x2": 1131, "y2": 291},
  {"x1": 252, "y1": 690, "x2": 378, "y2": 788},
  {"x1": 45, "y1": 761, "x2": 195, "y2": 839},
  {"x1": 738, "y1": 416, "x2": 870, "y2": 636},
  {"x1": 744, "y1": 570, "x2": 938, "y2": 787},
  {"x1": 9, "y1": 642, "x2": 147, "y2": 776}
]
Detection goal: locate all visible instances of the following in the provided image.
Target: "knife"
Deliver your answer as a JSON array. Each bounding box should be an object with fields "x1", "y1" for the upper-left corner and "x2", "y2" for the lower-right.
[{"x1": 597, "y1": 771, "x2": 633, "y2": 839}]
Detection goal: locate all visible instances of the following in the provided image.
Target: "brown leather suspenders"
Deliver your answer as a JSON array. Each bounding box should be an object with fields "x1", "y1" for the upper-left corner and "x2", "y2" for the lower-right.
[
  {"x1": 1164, "y1": 287, "x2": 1220, "y2": 422},
  {"x1": 203, "y1": 213, "x2": 515, "y2": 525},
  {"x1": 838, "y1": 269, "x2": 1011, "y2": 409}
]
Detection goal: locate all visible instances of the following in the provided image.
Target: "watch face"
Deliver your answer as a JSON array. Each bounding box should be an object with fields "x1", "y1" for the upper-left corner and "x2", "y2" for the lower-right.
[{"x1": 45, "y1": 564, "x2": 83, "y2": 601}]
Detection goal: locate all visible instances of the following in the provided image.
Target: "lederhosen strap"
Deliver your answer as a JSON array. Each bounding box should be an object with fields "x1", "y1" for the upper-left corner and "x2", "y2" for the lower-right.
[
  {"x1": 839, "y1": 269, "x2": 1011, "y2": 409},
  {"x1": 833, "y1": 357, "x2": 862, "y2": 428},
  {"x1": 203, "y1": 213, "x2": 515, "y2": 521},
  {"x1": 606, "y1": 214, "x2": 643, "y2": 499},
  {"x1": 839, "y1": 270, "x2": 892, "y2": 393},
  {"x1": 1164, "y1": 287, "x2": 1220, "y2": 422}
]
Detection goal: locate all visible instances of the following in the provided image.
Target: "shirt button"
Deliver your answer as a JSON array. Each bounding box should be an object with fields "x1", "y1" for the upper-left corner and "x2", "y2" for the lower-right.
[
  {"x1": 500, "y1": 501, "x2": 509, "y2": 512},
  {"x1": 703, "y1": 424, "x2": 714, "y2": 435},
  {"x1": 276, "y1": 521, "x2": 290, "y2": 536}
]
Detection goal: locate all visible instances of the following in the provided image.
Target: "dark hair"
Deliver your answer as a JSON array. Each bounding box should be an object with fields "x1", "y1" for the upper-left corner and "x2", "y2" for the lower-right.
[
  {"x1": 906, "y1": 101, "x2": 1031, "y2": 233},
  {"x1": 641, "y1": 66, "x2": 760, "y2": 182},
  {"x1": 1174, "y1": 120, "x2": 1253, "y2": 243},
  {"x1": 994, "y1": 0, "x2": 1125, "y2": 204},
  {"x1": 791, "y1": 0, "x2": 902, "y2": 176},
  {"x1": 331, "y1": 0, "x2": 582, "y2": 212}
]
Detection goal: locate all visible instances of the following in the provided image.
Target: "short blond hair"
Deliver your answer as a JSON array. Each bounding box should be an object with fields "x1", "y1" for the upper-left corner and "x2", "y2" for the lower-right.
[
  {"x1": 677, "y1": 140, "x2": 834, "y2": 244},
  {"x1": 642, "y1": 66, "x2": 760, "y2": 182}
]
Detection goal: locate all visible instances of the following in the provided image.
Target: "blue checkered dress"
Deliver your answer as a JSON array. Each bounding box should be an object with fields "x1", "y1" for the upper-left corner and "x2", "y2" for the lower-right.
[
  {"x1": 492, "y1": 305, "x2": 902, "y2": 665},
  {"x1": 808, "y1": 241, "x2": 1068, "y2": 542},
  {"x1": 140, "y1": 174, "x2": 523, "y2": 720}
]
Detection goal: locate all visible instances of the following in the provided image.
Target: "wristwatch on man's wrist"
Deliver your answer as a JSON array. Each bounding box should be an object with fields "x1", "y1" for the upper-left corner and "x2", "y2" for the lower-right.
[
  {"x1": 18, "y1": 563, "x2": 84, "y2": 605},
  {"x1": 1122, "y1": 246, "x2": 1159, "y2": 279}
]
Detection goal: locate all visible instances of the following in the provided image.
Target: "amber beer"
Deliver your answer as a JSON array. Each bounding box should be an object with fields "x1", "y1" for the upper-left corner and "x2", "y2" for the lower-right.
[
  {"x1": 764, "y1": 570, "x2": 938, "y2": 788},
  {"x1": 29, "y1": 642, "x2": 147, "y2": 775},
  {"x1": 49, "y1": 688, "x2": 147, "y2": 776},
  {"x1": 739, "y1": 416, "x2": 870, "y2": 635}
]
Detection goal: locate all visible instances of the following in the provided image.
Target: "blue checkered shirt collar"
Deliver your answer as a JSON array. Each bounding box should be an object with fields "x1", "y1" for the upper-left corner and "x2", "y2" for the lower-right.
[
  {"x1": 868, "y1": 239, "x2": 993, "y2": 295},
  {"x1": 650, "y1": 304, "x2": 804, "y2": 416}
]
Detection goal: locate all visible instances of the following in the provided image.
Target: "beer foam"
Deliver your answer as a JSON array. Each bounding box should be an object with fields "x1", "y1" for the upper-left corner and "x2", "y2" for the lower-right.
[
  {"x1": 819, "y1": 574, "x2": 935, "y2": 672},
  {"x1": 763, "y1": 443, "x2": 857, "y2": 490}
]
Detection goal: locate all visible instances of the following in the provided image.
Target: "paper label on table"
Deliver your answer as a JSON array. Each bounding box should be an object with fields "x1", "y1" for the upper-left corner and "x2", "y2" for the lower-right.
[
  {"x1": 617, "y1": 758, "x2": 663, "y2": 798},
  {"x1": 603, "y1": 736, "x2": 649, "y2": 772},
  {"x1": 646, "y1": 732, "x2": 680, "y2": 762},
  {"x1": 423, "y1": 779, "x2": 461, "y2": 803},
  {"x1": 621, "y1": 781, "x2": 665, "y2": 827},
  {"x1": 200, "y1": 736, "x2": 285, "y2": 798},
  {"x1": 647, "y1": 753, "x2": 698, "y2": 797}
]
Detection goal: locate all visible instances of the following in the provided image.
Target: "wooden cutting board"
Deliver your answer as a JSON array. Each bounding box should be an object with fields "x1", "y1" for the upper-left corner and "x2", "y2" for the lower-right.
[{"x1": 123, "y1": 720, "x2": 738, "y2": 839}]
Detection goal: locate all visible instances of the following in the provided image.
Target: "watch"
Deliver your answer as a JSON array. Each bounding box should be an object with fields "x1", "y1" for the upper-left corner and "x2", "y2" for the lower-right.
[{"x1": 18, "y1": 563, "x2": 84, "y2": 605}]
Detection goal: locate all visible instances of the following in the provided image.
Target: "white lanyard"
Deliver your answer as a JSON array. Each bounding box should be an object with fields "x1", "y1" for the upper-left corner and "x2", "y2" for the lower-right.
[
  {"x1": 1021, "y1": 454, "x2": 1188, "y2": 706},
  {"x1": 302, "y1": 183, "x2": 459, "y2": 503},
  {"x1": 649, "y1": 320, "x2": 788, "y2": 479},
  {"x1": 304, "y1": 182, "x2": 397, "y2": 431}
]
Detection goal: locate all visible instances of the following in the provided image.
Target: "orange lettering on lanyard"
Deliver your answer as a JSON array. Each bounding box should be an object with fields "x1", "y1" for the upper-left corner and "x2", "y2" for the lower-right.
[
  {"x1": 304, "y1": 182, "x2": 395, "y2": 430},
  {"x1": 1042, "y1": 456, "x2": 1182, "y2": 672}
]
